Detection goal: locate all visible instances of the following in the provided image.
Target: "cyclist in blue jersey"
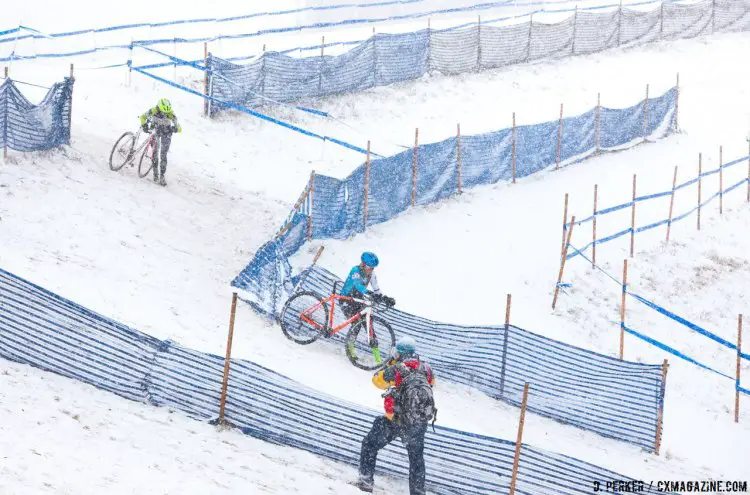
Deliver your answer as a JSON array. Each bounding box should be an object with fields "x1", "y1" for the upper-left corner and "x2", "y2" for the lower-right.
[{"x1": 340, "y1": 252, "x2": 395, "y2": 318}]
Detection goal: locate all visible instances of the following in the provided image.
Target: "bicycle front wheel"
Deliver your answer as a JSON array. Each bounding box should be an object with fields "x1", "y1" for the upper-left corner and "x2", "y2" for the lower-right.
[
  {"x1": 279, "y1": 291, "x2": 329, "y2": 345},
  {"x1": 345, "y1": 315, "x2": 396, "y2": 370},
  {"x1": 109, "y1": 132, "x2": 136, "y2": 171},
  {"x1": 138, "y1": 138, "x2": 155, "y2": 178}
]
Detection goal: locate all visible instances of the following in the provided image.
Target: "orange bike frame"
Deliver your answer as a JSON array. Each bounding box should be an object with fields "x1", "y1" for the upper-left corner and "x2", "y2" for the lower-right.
[{"x1": 300, "y1": 294, "x2": 373, "y2": 337}]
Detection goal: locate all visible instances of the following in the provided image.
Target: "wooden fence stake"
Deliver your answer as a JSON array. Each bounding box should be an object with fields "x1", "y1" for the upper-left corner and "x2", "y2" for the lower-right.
[
  {"x1": 512, "y1": 112, "x2": 517, "y2": 183},
  {"x1": 307, "y1": 171, "x2": 315, "y2": 241},
  {"x1": 218, "y1": 292, "x2": 239, "y2": 424},
  {"x1": 620, "y1": 259, "x2": 628, "y2": 360},
  {"x1": 509, "y1": 383, "x2": 530, "y2": 495},
  {"x1": 666, "y1": 166, "x2": 678, "y2": 242},
  {"x1": 364, "y1": 141, "x2": 371, "y2": 230},
  {"x1": 630, "y1": 174, "x2": 636, "y2": 258},
  {"x1": 412, "y1": 128, "x2": 419, "y2": 207},
  {"x1": 596, "y1": 93, "x2": 601, "y2": 152},
  {"x1": 561, "y1": 193, "x2": 569, "y2": 258},
  {"x1": 698, "y1": 153, "x2": 703, "y2": 231},
  {"x1": 203, "y1": 43, "x2": 209, "y2": 117},
  {"x1": 736, "y1": 314, "x2": 743, "y2": 423},
  {"x1": 499, "y1": 294, "x2": 512, "y2": 397},
  {"x1": 457, "y1": 123, "x2": 462, "y2": 194},
  {"x1": 3, "y1": 66, "x2": 7, "y2": 78},
  {"x1": 556, "y1": 103, "x2": 563, "y2": 169},
  {"x1": 719, "y1": 145, "x2": 724, "y2": 214},
  {"x1": 654, "y1": 359, "x2": 669, "y2": 454},
  {"x1": 593, "y1": 184, "x2": 598, "y2": 267},
  {"x1": 552, "y1": 216, "x2": 575, "y2": 310},
  {"x1": 643, "y1": 84, "x2": 649, "y2": 138}
]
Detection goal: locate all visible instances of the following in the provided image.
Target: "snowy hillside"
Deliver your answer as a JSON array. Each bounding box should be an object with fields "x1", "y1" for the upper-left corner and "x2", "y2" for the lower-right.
[
  {"x1": 0, "y1": 359, "x2": 409, "y2": 494},
  {"x1": 1, "y1": 0, "x2": 750, "y2": 493}
]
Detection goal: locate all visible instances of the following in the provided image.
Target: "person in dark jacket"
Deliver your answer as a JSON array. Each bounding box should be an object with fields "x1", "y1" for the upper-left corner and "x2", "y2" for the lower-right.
[
  {"x1": 356, "y1": 336, "x2": 436, "y2": 494},
  {"x1": 139, "y1": 98, "x2": 181, "y2": 186}
]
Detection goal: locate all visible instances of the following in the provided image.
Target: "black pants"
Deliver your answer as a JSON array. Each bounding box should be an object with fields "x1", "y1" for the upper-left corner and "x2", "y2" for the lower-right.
[
  {"x1": 359, "y1": 416, "x2": 428, "y2": 495},
  {"x1": 152, "y1": 132, "x2": 172, "y2": 178},
  {"x1": 341, "y1": 299, "x2": 365, "y2": 320}
]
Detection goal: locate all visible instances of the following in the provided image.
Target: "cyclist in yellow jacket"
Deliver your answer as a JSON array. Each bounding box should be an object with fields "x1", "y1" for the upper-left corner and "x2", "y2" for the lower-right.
[{"x1": 139, "y1": 98, "x2": 181, "y2": 186}]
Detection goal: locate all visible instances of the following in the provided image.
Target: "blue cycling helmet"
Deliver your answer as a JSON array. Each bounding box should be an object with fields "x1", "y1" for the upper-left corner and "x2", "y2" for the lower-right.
[
  {"x1": 361, "y1": 251, "x2": 379, "y2": 268},
  {"x1": 395, "y1": 336, "x2": 416, "y2": 356}
]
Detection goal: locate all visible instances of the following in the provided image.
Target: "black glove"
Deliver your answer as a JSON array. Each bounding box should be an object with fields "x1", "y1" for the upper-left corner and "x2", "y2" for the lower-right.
[
  {"x1": 368, "y1": 292, "x2": 383, "y2": 303},
  {"x1": 383, "y1": 296, "x2": 396, "y2": 308},
  {"x1": 141, "y1": 123, "x2": 149, "y2": 133}
]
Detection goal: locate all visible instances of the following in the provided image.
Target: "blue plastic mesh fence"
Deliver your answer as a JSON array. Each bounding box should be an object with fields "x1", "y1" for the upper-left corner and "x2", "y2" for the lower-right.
[
  {"x1": 0, "y1": 77, "x2": 74, "y2": 152},
  {"x1": 231, "y1": 87, "x2": 675, "y2": 449},
  {"x1": 287, "y1": 265, "x2": 665, "y2": 452},
  {"x1": 207, "y1": 1, "x2": 749, "y2": 113},
  {"x1": 0, "y1": 267, "x2": 673, "y2": 494}
]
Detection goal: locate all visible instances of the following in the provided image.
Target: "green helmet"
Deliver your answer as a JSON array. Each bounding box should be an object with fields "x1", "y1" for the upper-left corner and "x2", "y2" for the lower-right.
[{"x1": 157, "y1": 98, "x2": 172, "y2": 114}]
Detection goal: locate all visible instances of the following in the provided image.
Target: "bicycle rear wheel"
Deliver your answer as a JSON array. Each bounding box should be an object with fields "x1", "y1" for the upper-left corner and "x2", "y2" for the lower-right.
[
  {"x1": 138, "y1": 138, "x2": 155, "y2": 178},
  {"x1": 280, "y1": 291, "x2": 329, "y2": 345},
  {"x1": 345, "y1": 315, "x2": 396, "y2": 370},
  {"x1": 109, "y1": 132, "x2": 136, "y2": 171}
]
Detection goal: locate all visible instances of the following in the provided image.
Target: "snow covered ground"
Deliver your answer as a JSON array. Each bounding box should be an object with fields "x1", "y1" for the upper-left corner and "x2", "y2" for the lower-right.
[
  {"x1": 1, "y1": 2, "x2": 750, "y2": 493},
  {"x1": 0, "y1": 359, "x2": 410, "y2": 494}
]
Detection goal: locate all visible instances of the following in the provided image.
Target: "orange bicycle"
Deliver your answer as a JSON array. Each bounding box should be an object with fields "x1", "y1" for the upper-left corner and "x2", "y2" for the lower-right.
[{"x1": 280, "y1": 285, "x2": 396, "y2": 370}]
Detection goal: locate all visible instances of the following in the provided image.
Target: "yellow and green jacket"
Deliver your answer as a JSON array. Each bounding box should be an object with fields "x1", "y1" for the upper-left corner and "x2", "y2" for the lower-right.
[{"x1": 139, "y1": 106, "x2": 182, "y2": 133}]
